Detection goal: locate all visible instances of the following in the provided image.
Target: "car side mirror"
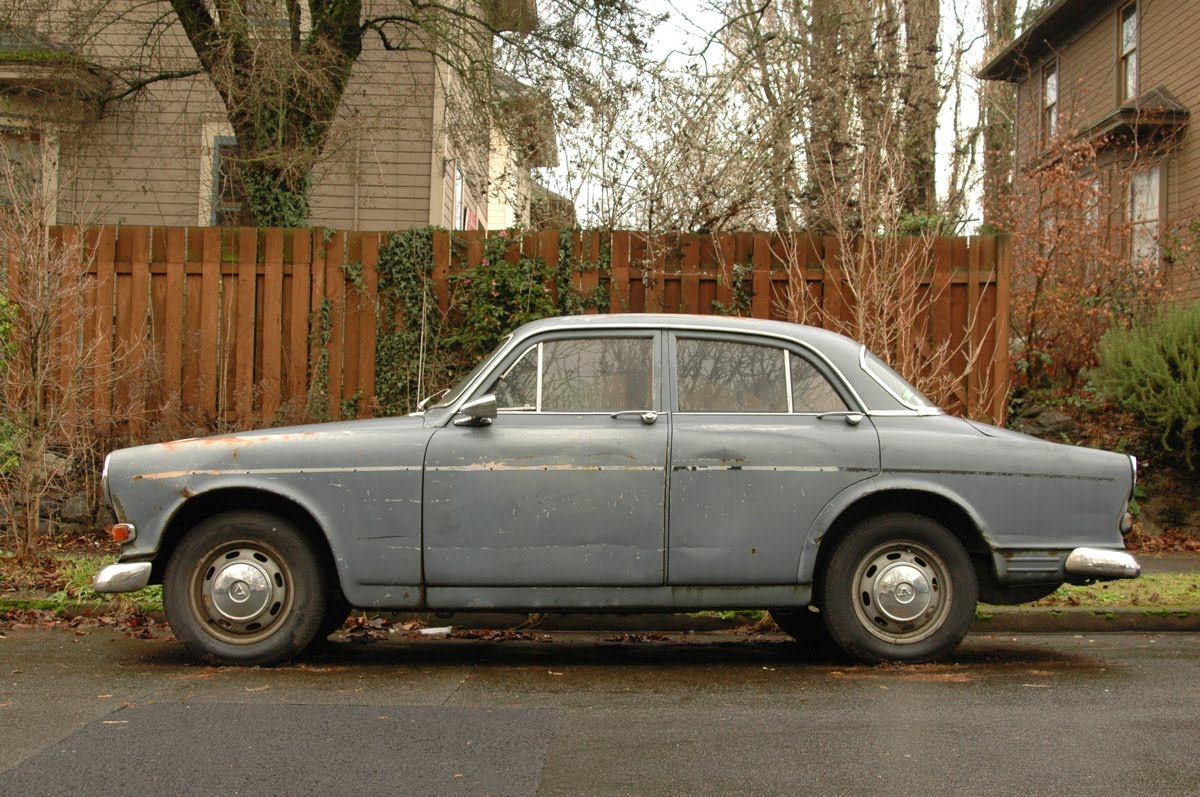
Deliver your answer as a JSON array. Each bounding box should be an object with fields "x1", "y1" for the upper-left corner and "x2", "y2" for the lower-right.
[{"x1": 454, "y1": 394, "x2": 498, "y2": 427}]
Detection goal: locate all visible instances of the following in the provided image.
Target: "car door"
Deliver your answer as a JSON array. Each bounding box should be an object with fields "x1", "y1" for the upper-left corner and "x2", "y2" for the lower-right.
[
  {"x1": 667, "y1": 332, "x2": 880, "y2": 585},
  {"x1": 423, "y1": 331, "x2": 668, "y2": 587}
]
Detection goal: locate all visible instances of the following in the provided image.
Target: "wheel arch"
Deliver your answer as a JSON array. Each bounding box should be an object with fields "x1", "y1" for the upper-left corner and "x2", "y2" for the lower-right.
[
  {"x1": 800, "y1": 483, "x2": 995, "y2": 602},
  {"x1": 150, "y1": 487, "x2": 345, "y2": 600}
]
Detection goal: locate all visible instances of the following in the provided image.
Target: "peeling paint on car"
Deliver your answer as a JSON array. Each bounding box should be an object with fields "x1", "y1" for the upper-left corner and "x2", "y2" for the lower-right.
[{"x1": 99, "y1": 314, "x2": 1136, "y2": 620}]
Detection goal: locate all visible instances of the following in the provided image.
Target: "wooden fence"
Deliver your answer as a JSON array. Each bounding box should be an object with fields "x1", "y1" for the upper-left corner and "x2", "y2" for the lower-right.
[{"x1": 25, "y1": 226, "x2": 1011, "y2": 431}]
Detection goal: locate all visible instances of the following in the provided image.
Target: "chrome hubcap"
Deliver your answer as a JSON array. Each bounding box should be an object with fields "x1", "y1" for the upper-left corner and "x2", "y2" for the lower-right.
[
  {"x1": 196, "y1": 545, "x2": 289, "y2": 641},
  {"x1": 853, "y1": 541, "x2": 951, "y2": 644}
]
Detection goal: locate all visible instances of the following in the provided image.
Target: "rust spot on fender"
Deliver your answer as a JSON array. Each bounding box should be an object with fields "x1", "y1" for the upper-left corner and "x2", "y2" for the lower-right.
[
  {"x1": 159, "y1": 432, "x2": 320, "y2": 451},
  {"x1": 136, "y1": 470, "x2": 224, "y2": 480},
  {"x1": 180, "y1": 487, "x2": 196, "y2": 499}
]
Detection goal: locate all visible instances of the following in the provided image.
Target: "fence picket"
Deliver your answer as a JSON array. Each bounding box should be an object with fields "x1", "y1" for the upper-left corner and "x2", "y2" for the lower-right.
[{"x1": 53, "y1": 226, "x2": 1011, "y2": 428}]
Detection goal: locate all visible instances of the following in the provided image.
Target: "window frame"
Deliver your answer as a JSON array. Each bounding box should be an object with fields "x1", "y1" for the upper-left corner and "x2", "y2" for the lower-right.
[
  {"x1": 210, "y1": 135, "x2": 242, "y2": 226},
  {"x1": 0, "y1": 124, "x2": 58, "y2": 223},
  {"x1": 671, "y1": 333, "x2": 850, "y2": 416},
  {"x1": 486, "y1": 331, "x2": 661, "y2": 415},
  {"x1": 1119, "y1": 2, "x2": 1139, "y2": 103},
  {"x1": 1041, "y1": 59, "x2": 1059, "y2": 145},
  {"x1": 1128, "y1": 162, "x2": 1163, "y2": 266}
]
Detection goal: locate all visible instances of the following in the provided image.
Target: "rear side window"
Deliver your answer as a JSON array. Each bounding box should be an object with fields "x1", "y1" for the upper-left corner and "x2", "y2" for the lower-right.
[
  {"x1": 676, "y1": 337, "x2": 846, "y2": 414},
  {"x1": 677, "y1": 338, "x2": 787, "y2": 412},
  {"x1": 790, "y1": 355, "x2": 847, "y2": 413}
]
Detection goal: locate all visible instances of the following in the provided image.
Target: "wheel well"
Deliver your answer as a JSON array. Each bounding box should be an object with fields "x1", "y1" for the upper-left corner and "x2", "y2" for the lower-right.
[
  {"x1": 811, "y1": 490, "x2": 992, "y2": 602},
  {"x1": 151, "y1": 488, "x2": 343, "y2": 599}
]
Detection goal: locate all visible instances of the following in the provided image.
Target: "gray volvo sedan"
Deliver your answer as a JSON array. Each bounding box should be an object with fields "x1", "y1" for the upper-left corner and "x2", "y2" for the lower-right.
[{"x1": 94, "y1": 314, "x2": 1139, "y2": 665}]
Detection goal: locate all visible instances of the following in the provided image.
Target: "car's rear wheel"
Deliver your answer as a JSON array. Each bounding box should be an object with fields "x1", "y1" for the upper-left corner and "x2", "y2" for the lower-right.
[
  {"x1": 818, "y1": 512, "x2": 976, "y2": 664},
  {"x1": 163, "y1": 511, "x2": 327, "y2": 666}
]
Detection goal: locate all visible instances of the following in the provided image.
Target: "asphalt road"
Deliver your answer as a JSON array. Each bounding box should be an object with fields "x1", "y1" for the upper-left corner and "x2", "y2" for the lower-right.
[{"x1": 1, "y1": 628, "x2": 1198, "y2": 796}]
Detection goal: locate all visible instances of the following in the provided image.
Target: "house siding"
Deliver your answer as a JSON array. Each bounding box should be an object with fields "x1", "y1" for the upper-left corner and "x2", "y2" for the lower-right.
[
  {"x1": 1010, "y1": 0, "x2": 1200, "y2": 297},
  {"x1": 16, "y1": 1, "x2": 491, "y2": 232}
]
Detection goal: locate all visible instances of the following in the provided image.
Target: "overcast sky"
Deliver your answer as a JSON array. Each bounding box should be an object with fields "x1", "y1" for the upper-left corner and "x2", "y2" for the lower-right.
[{"x1": 553, "y1": 0, "x2": 992, "y2": 229}]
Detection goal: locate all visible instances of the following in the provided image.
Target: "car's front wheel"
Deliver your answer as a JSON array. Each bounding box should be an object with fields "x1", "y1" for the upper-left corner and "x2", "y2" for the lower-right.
[
  {"x1": 818, "y1": 512, "x2": 977, "y2": 664},
  {"x1": 163, "y1": 511, "x2": 327, "y2": 666}
]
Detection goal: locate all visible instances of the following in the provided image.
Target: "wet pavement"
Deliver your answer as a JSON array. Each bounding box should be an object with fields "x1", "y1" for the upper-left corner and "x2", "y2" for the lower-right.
[{"x1": 1, "y1": 628, "x2": 1198, "y2": 795}]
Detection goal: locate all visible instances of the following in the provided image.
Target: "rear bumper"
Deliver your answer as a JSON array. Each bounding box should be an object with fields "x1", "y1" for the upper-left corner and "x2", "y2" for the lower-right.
[
  {"x1": 1064, "y1": 548, "x2": 1141, "y2": 580},
  {"x1": 92, "y1": 562, "x2": 153, "y2": 593}
]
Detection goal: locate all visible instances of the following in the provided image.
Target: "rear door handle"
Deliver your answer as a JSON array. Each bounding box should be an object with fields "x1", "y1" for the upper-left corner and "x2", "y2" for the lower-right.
[{"x1": 611, "y1": 410, "x2": 659, "y2": 425}]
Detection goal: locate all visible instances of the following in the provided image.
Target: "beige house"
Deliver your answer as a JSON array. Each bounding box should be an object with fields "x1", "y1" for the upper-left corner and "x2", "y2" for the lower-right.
[
  {"x1": 0, "y1": 1, "x2": 555, "y2": 232},
  {"x1": 980, "y1": 0, "x2": 1198, "y2": 296}
]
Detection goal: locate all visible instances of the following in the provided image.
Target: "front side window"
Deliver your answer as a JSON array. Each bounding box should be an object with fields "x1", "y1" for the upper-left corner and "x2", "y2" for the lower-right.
[
  {"x1": 1129, "y1": 164, "x2": 1160, "y2": 265},
  {"x1": 1042, "y1": 61, "x2": 1059, "y2": 143},
  {"x1": 1121, "y1": 3, "x2": 1138, "y2": 102},
  {"x1": 492, "y1": 336, "x2": 655, "y2": 412}
]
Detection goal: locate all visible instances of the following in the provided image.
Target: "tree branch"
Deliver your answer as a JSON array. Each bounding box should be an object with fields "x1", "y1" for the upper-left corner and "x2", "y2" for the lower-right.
[{"x1": 101, "y1": 67, "x2": 205, "y2": 109}]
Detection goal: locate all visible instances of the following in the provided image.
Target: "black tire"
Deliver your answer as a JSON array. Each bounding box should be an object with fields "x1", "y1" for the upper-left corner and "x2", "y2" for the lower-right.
[
  {"x1": 317, "y1": 591, "x2": 353, "y2": 640},
  {"x1": 818, "y1": 512, "x2": 977, "y2": 664},
  {"x1": 163, "y1": 511, "x2": 328, "y2": 666},
  {"x1": 770, "y1": 607, "x2": 842, "y2": 659}
]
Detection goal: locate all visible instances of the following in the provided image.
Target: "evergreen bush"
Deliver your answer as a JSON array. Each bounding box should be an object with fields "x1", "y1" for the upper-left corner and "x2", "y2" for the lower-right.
[{"x1": 1096, "y1": 302, "x2": 1200, "y2": 467}]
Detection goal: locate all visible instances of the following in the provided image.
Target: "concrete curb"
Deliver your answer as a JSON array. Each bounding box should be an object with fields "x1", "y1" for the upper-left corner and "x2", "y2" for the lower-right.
[
  {"x1": 970, "y1": 606, "x2": 1200, "y2": 634},
  {"x1": 4, "y1": 603, "x2": 1199, "y2": 635},
  {"x1": 353, "y1": 607, "x2": 1200, "y2": 635}
]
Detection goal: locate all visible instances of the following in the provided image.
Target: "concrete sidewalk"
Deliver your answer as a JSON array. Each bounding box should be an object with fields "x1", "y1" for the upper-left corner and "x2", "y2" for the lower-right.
[{"x1": 1132, "y1": 551, "x2": 1200, "y2": 575}]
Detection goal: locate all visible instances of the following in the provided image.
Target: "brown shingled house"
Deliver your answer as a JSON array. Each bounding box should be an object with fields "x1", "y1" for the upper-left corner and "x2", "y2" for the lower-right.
[
  {"x1": 0, "y1": 1, "x2": 556, "y2": 232},
  {"x1": 980, "y1": 0, "x2": 1199, "y2": 297}
]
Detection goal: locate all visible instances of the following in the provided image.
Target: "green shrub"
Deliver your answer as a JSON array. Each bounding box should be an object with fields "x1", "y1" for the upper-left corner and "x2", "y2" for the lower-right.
[{"x1": 1096, "y1": 302, "x2": 1200, "y2": 467}]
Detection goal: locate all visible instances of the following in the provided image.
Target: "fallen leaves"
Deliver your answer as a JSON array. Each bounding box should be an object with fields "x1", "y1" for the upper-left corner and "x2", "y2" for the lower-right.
[
  {"x1": 601, "y1": 632, "x2": 670, "y2": 644},
  {"x1": 0, "y1": 608, "x2": 167, "y2": 639}
]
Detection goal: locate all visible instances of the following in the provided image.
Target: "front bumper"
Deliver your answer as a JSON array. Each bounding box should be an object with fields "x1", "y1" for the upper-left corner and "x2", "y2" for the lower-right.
[
  {"x1": 92, "y1": 562, "x2": 153, "y2": 593},
  {"x1": 1065, "y1": 547, "x2": 1141, "y2": 580}
]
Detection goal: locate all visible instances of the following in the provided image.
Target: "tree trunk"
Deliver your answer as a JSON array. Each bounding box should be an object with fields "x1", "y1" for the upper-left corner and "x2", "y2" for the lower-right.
[
  {"x1": 981, "y1": 0, "x2": 1018, "y2": 226},
  {"x1": 899, "y1": 0, "x2": 939, "y2": 219}
]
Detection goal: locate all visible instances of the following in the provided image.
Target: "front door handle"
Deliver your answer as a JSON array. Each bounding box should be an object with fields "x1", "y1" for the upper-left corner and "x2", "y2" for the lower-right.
[{"x1": 611, "y1": 410, "x2": 659, "y2": 425}]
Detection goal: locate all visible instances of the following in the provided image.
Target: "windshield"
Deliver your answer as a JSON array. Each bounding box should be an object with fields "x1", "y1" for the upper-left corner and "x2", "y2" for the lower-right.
[
  {"x1": 861, "y1": 349, "x2": 937, "y2": 409},
  {"x1": 430, "y1": 335, "x2": 513, "y2": 409}
]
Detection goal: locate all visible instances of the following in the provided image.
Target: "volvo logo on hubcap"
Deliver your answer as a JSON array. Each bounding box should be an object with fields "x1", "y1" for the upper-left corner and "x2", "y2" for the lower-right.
[{"x1": 229, "y1": 580, "x2": 251, "y2": 603}]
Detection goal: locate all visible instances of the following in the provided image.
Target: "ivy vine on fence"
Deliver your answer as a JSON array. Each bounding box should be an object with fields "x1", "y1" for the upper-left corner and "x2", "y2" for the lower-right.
[{"x1": 366, "y1": 227, "x2": 613, "y2": 417}]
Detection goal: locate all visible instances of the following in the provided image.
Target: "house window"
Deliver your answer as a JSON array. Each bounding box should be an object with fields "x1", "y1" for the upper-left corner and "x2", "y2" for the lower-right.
[
  {"x1": 1129, "y1": 164, "x2": 1160, "y2": 265},
  {"x1": 0, "y1": 129, "x2": 42, "y2": 209},
  {"x1": 1120, "y1": 3, "x2": 1138, "y2": 102},
  {"x1": 453, "y1": 166, "x2": 466, "y2": 230},
  {"x1": 1042, "y1": 61, "x2": 1058, "y2": 143},
  {"x1": 211, "y1": 136, "x2": 242, "y2": 226}
]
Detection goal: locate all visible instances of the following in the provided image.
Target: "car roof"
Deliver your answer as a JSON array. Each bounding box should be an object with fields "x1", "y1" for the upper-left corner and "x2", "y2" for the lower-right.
[{"x1": 517, "y1": 313, "x2": 863, "y2": 358}]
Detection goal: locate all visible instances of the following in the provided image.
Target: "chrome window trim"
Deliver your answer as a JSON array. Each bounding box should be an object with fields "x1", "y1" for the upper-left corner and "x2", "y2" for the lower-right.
[
  {"x1": 535, "y1": 342, "x2": 544, "y2": 413},
  {"x1": 857, "y1": 345, "x2": 945, "y2": 415},
  {"x1": 445, "y1": 320, "x2": 875, "y2": 419},
  {"x1": 783, "y1": 350, "x2": 795, "y2": 414}
]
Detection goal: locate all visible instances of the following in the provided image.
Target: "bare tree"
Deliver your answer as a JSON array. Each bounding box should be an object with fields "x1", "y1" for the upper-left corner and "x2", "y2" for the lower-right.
[
  {"x1": 0, "y1": 150, "x2": 114, "y2": 563},
  {"x1": 980, "y1": 0, "x2": 1017, "y2": 225},
  {"x1": 42, "y1": 1, "x2": 657, "y2": 227},
  {"x1": 564, "y1": 0, "x2": 980, "y2": 234}
]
